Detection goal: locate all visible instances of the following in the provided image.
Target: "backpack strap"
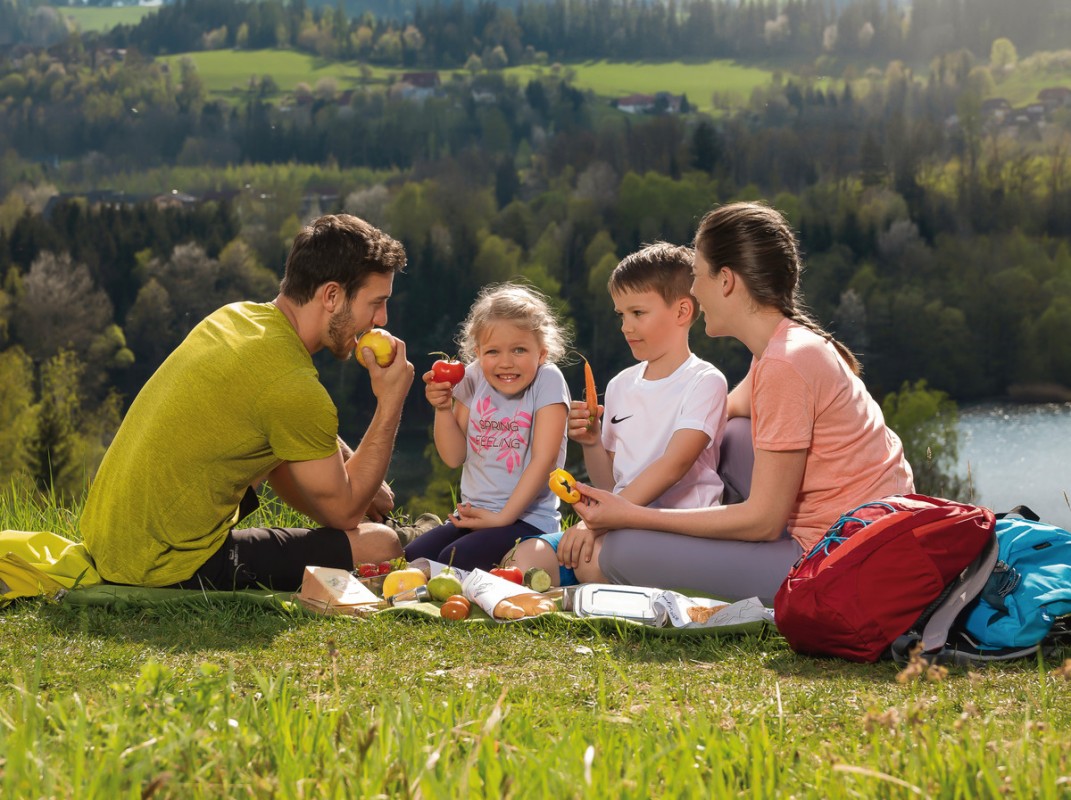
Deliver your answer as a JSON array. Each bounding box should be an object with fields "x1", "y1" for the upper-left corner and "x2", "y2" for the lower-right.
[
  {"x1": 889, "y1": 533, "x2": 999, "y2": 663},
  {"x1": 996, "y1": 505, "x2": 1040, "y2": 522}
]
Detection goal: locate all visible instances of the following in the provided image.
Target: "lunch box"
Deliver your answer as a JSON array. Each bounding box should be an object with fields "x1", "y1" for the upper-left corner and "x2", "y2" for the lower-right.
[{"x1": 561, "y1": 583, "x2": 660, "y2": 624}]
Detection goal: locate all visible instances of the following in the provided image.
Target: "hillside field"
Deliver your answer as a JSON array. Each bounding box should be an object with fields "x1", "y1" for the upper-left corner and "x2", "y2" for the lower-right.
[
  {"x1": 159, "y1": 49, "x2": 786, "y2": 112},
  {"x1": 59, "y1": 4, "x2": 158, "y2": 32}
]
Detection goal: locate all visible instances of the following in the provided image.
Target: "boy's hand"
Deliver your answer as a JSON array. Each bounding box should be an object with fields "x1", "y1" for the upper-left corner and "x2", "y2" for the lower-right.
[
  {"x1": 557, "y1": 522, "x2": 603, "y2": 569},
  {"x1": 424, "y1": 369, "x2": 455, "y2": 411},
  {"x1": 567, "y1": 399, "x2": 603, "y2": 445}
]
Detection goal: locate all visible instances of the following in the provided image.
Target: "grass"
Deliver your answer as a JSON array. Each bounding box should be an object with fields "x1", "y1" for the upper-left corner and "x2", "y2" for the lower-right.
[
  {"x1": 157, "y1": 49, "x2": 790, "y2": 113},
  {"x1": 503, "y1": 59, "x2": 802, "y2": 113},
  {"x1": 59, "y1": 5, "x2": 158, "y2": 33},
  {"x1": 3, "y1": 487, "x2": 1071, "y2": 798},
  {"x1": 156, "y1": 49, "x2": 404, "y2": 97}
]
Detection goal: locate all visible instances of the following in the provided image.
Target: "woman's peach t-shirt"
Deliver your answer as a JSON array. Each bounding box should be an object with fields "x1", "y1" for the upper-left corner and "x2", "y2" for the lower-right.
[{"x1": 750, "y1": 319, "x2": 914, "y2": 550}]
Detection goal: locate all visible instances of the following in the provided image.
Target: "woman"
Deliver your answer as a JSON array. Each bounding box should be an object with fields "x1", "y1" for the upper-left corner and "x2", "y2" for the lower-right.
[{"x1": 574, "y1": 202, "x2": 914, "y2": 604}]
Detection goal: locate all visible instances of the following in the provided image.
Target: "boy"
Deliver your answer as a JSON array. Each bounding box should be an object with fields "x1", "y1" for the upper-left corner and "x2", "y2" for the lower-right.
[{"x1": 507, "y1": 242, "x2": 728, "y2": 586}]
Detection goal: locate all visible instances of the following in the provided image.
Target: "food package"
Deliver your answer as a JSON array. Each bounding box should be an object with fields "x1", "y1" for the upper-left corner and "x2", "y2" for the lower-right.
[
  {"x1": 297, "y1": 565, "x2": 382, "y2": 616},
  {"x1": 461, "y1": 568, "x2": 556, "y2": 621}
]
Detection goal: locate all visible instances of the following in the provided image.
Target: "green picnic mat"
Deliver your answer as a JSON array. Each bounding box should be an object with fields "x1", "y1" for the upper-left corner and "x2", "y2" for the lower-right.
[
  {"x1": 62, "y1": 585, "x2": 771, "y2": 638},
  {"x1": 63, "y1": 584, "x2": 299, "y2": 612}
]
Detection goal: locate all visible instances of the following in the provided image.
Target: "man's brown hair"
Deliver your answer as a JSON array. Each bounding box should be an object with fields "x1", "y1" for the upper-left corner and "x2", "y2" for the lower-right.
[{"x1": 279, "y1": 214, "x2": 407, "y2": 303}]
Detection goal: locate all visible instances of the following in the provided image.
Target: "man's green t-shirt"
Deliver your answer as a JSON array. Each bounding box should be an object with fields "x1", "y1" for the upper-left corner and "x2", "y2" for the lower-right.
[{"x1": 81, "y1": 302, "x2": 339, "y2": 586}]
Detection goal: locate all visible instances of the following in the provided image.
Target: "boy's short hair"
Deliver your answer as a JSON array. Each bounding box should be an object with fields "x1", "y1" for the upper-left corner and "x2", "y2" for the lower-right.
[{"x1": 608, "y1": 241, "x2": 698, "y2": 321}]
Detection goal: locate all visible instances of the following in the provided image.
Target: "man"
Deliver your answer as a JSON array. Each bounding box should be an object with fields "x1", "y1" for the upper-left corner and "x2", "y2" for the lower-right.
[{"x1": 80, "y1": 214, "x2": 415, "y2": 590}]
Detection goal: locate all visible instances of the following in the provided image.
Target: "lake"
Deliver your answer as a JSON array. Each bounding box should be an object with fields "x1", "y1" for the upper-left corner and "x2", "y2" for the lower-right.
[{"x1": 955, "y1": 401, "x2": 1071, "y2": 530}]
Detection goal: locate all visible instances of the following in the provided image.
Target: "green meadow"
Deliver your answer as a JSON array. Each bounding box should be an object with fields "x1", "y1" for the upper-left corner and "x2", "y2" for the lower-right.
[
  {"x1": 988, "y1": 67, "x2": 1071, "y2": 108},
  {"x1": 59, "y1": 4, "x2": 157, "y2": 32},
  {"x1": 159, "y1": 49, "x2": 786, "y2": 112},
  {"x1": 505, "y1": 59, "x2": 797, "y2": 112},
  {"x1": 3, "y1": 488, "x2": 1071, "y2": 797},
  {"x1": 158, "y1": 49, "x2": 399, "y2": 96}
]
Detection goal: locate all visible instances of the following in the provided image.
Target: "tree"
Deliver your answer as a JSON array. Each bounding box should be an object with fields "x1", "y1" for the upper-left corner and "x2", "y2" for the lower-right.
[
  {"x1": 12, "y1": 252, "x2": 114, "y2": 364},
  {"x1": 485, "y1": 45, "x2": 509, "y2": 70},
  {"x1": 0, "y1": 346, "x2": 37, "y2": 486},
  {"x1": 989, "y1": 37, "x2": 1018, "y2": 78},
  {"x1": 27, "y1": 350, "x2": 119, "y2": 500},
  {"x1": 882, "y1": 380, "x2": 968, "y2": 501}
]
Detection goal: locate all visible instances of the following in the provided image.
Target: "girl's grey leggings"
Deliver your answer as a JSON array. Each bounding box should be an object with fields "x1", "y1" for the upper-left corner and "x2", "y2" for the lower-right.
[{"x1": 598, "y1": 417, "x2": 803, "y2": 604}]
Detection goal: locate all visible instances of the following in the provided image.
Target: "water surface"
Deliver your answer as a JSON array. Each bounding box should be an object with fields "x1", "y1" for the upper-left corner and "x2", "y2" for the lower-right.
[{"x1": 955, "y1": 402, "x2": 1071, "y2": 530}]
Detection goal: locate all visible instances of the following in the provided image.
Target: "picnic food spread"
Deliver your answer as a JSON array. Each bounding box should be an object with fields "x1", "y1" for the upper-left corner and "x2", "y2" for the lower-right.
[{"x1": 296, "y1": 557, "x2": 770, "y2": 630}]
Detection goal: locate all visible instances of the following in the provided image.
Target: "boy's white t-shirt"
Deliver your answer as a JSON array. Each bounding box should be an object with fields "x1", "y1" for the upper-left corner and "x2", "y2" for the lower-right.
[{"x1": 600, "y1": 353, "x2": 728, "y2": 510}]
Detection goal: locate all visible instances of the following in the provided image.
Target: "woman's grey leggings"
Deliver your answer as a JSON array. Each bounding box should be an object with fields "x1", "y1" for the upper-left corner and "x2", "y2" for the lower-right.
[{"x1": 598, "y1": 417, "x2": 803, "y2": 605}]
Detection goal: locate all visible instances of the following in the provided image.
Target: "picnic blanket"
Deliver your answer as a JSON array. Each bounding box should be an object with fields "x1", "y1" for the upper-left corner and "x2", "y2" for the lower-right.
[
  {"x1": 2, "y1": 532, "x2": 771, "y2": 638},
  {"x1": 62, "y1": 583, "x2": 772, "y2": 638}
]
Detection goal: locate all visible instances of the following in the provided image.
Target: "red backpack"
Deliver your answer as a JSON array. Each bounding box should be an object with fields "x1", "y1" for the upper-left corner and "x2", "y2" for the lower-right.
[{"x1": 773, "y1": 494, "x2": 996, "y2": 662}]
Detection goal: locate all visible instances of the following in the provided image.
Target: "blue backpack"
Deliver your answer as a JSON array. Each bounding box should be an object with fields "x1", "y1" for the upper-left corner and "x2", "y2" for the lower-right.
[
  {"x1": 960, "y1": 507, "x2": 1071, "y2": 649},
  {"x1": 890, "y1": 505, "x2": 1071, "y2": 665}
]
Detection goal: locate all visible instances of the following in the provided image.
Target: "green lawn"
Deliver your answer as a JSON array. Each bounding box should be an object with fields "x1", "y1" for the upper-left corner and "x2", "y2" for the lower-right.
[
  {"x1": 989, "y1": 65, "x2": 1071, "y2": 108},
  {"x1": 59, "y1": 4, "x2": 157, "y2": 32},
  {"x1": 3, "y1": 488, "x2": 1071, "y2": 797},
  {"x1": 159, "y1": 49, "x2": 792, "y2": 113},
  {"x1": 157, "y1": 49, "x2": 400, "y2": 96},
  {"x1": 505, "y1": 59, "x2": 802, "y2": 113}
]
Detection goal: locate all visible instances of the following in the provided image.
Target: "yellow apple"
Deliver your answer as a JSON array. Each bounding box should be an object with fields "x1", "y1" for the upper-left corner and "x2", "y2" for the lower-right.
[
  {"x1": 355, "y1": 328, "x2": 397, "y2": 367},
  {"x1": 381, "y1": 567, "x2": 427, "y2": 599}
]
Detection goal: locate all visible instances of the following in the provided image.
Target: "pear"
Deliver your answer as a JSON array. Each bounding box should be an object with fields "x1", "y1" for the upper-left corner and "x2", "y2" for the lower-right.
[{"x1": 427, "y1": 568, "x2": 463, "y2": 602}]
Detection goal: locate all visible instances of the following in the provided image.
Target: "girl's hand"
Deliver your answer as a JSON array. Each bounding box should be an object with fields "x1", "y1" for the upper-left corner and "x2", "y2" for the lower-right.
[
  {"x1": 571, "y1": 483, "x2": 637, "y2": 531},
  {"x1": 567, "y1": 399, "x2": 603, "y2": 445},
  {"x1": 449, "y1": 503, "x2": 508, "y2": 530},
  {"x1": 424, "y1": 369, "x2": 455, "y2": 411}
]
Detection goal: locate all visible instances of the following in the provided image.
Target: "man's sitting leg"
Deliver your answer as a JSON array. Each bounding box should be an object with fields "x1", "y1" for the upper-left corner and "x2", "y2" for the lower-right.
[{"x1": 174, "y1": 523, "x2": 401, "y2": 592}]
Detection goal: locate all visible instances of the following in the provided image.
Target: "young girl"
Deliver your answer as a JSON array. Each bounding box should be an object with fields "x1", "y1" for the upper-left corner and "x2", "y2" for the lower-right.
[{"x1": 403, "y1": 283, "x2": 571, "y2": 570}]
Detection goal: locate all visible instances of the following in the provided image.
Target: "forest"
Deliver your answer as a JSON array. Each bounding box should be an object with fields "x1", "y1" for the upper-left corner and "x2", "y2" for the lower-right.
[{"x1": 1, "y1": 0, "x2": 1070, "y2": 506}]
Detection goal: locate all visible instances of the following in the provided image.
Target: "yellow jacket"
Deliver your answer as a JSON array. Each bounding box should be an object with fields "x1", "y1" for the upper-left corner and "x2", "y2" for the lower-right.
[{"x1": 0, "y1": 530, "x2": 102, "y2": 607}]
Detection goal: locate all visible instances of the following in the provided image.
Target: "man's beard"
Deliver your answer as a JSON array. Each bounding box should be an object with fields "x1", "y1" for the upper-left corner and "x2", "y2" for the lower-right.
[{"x1": 327, "y1": 304, "x2": 355, "y2": 360}]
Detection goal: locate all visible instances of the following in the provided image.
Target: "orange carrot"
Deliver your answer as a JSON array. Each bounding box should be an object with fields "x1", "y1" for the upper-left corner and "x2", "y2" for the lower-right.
[{"x1": 583, "y1": 358, "x2": 598, "y2": 424}]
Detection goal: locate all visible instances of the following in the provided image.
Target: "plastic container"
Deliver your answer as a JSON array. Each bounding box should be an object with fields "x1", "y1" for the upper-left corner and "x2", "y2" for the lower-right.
[{"x1": 561, "y1": 584, "x2": 659, "y2": 624}]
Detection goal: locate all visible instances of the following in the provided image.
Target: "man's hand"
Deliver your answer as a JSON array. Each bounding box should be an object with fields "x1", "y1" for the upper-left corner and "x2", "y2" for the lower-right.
[
  {"x1": 366, "y1": 480, "x2": 395, "y2": 522},
  {"x1": 363, "y1": 337, "x2": 414, "y2": 406}
]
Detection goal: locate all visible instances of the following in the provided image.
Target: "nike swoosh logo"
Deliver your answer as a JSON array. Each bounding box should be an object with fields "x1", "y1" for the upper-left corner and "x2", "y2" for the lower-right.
[{"x1": 610, "y1": 415, "x2": 633, "y2": 424}]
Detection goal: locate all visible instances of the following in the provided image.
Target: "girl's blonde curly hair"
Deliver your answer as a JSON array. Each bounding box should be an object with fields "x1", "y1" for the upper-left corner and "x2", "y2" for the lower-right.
[{"x1": 457, "y1": 282, "x2": 571, "y2": 364}]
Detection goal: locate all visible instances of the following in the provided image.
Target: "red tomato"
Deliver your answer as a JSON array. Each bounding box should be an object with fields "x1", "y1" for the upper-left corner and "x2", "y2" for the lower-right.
[
  {"x1": 432, "y1": 358, "x2": 465, "y2": 387},
  {"x1": 490, "y1": 567, "x2": 524, "y2": 584}
]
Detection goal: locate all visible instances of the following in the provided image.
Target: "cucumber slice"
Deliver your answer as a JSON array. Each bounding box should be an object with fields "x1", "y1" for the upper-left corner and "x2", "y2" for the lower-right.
[{"x1": 524, "y1": 567, "x2": 552, "y2": 593}]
